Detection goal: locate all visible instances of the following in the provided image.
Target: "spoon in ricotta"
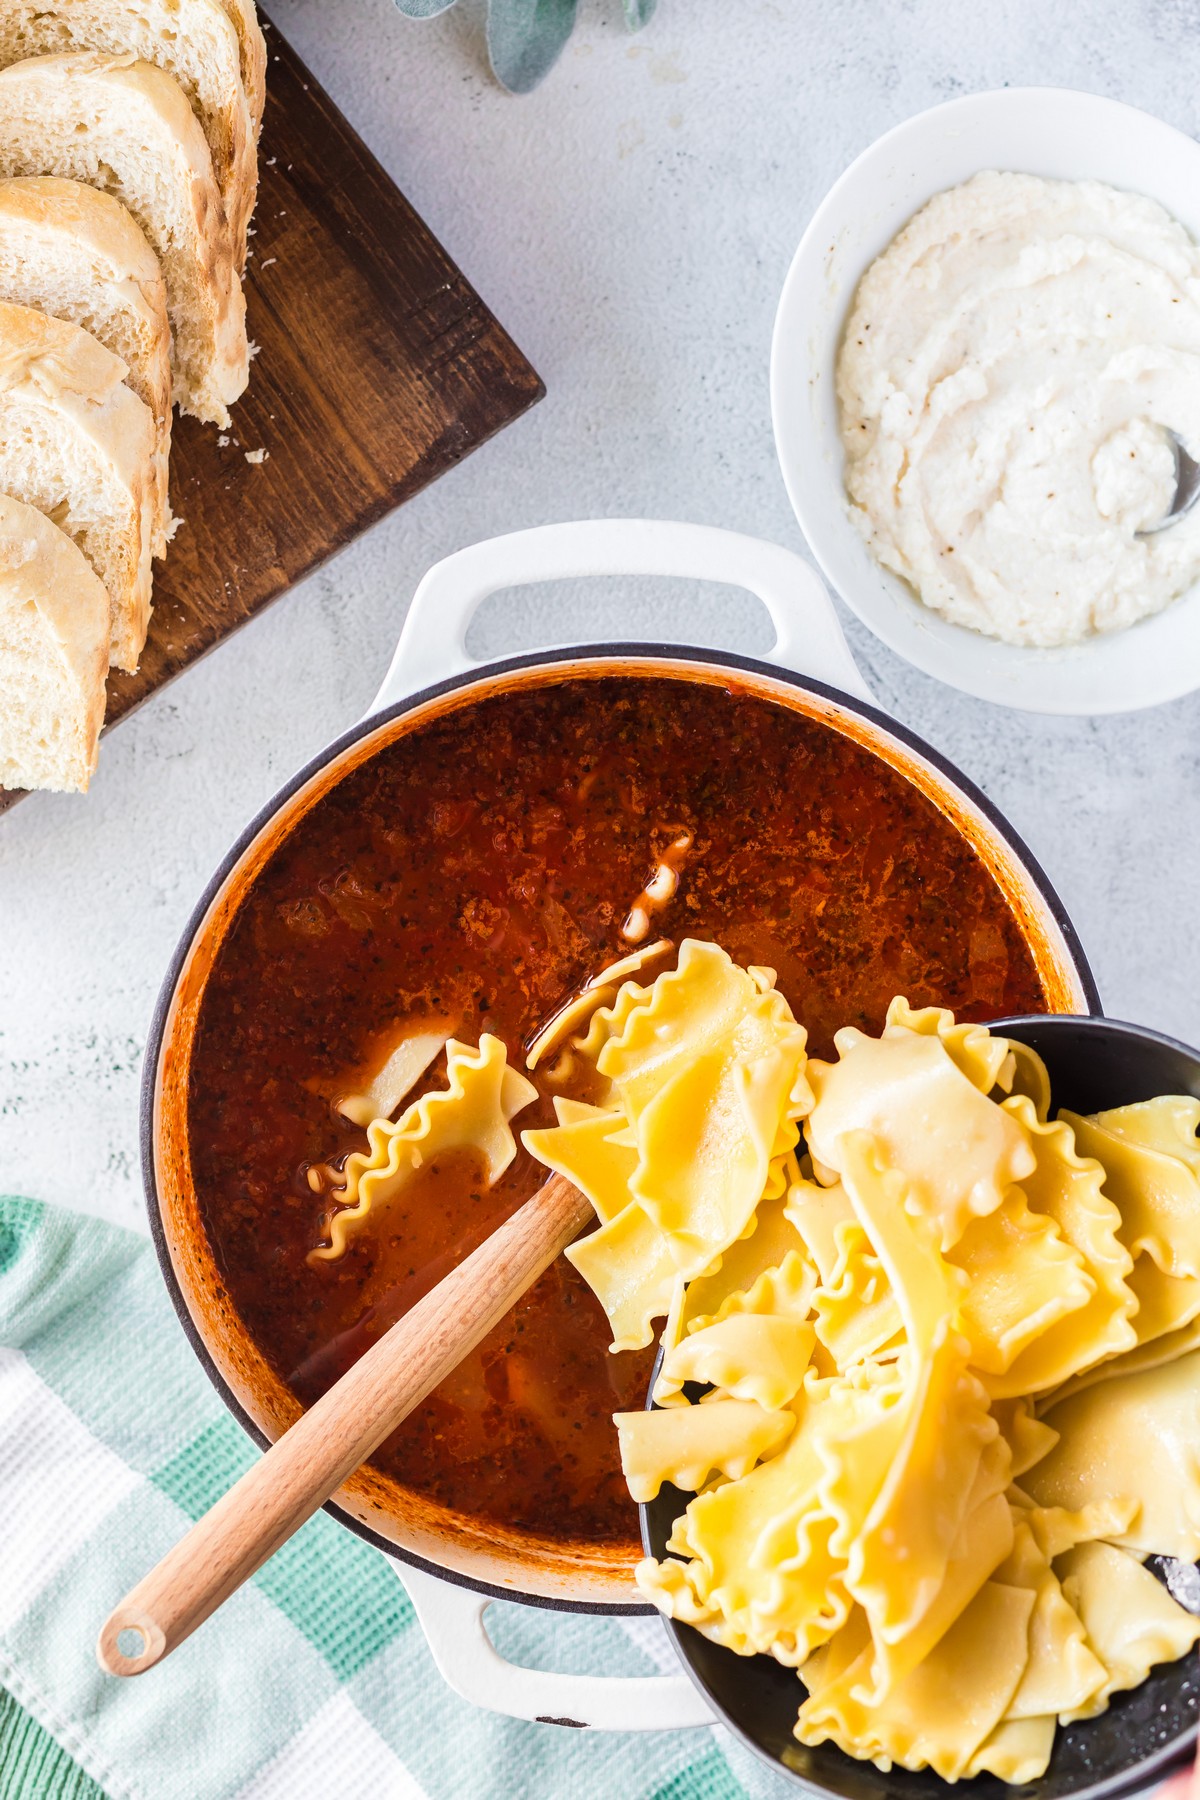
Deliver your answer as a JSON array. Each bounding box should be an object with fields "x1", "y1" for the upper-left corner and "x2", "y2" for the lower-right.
[{"x1": 1139, "y1": 430, "x2": 1200, "y2": 535}]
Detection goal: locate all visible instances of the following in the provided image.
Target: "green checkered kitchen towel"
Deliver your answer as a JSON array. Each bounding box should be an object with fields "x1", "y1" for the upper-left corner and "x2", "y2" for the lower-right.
[{"x1": 0, "y1": 1195, "x2": 801, "y2": 1800}]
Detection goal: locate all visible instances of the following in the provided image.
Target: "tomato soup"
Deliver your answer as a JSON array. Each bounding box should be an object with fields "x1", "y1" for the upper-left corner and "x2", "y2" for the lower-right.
[{"x1": 188, "y1": 674, "x2": 1047, "y2": 1553}]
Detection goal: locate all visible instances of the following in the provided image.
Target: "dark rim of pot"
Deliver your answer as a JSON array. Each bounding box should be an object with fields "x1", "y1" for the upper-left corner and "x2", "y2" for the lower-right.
[
  {"x1": 139, "y1": 641, "x2": 1102, "y2": 1616},
  {"x1": 989, "y1": 1012, "x2": 1200, "y2": 1064}
]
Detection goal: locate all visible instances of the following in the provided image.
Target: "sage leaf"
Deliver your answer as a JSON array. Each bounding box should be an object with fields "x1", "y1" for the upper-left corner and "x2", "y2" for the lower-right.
[
  {"x1": 622, "y1": 0, "x2": 657, "y2": 28},
  {"x1": 486, "y1": 0, "x2": 579, "y2": 93}
]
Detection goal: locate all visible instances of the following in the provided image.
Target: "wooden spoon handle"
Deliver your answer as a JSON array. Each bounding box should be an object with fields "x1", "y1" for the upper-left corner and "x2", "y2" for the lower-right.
[{"x1": 97, "y1": 1172, "x2": 591, "y2": 1676}]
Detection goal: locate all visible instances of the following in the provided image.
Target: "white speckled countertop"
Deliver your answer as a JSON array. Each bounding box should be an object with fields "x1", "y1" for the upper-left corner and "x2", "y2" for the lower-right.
[{"x1": 2, "y1": 0, "x2": 1198, "y2": 1231}]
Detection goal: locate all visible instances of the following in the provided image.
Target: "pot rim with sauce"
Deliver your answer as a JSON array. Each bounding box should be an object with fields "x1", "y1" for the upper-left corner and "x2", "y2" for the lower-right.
[{"x1": 142, "y1": 521, "x2": 1099, "y2": 1730}]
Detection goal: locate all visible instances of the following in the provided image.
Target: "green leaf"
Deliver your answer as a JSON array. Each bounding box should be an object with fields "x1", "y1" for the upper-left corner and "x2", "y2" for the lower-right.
[
  {"x1": 486, "y1": 0, "x2": 579, "y2": 93},
  {"x1": 393, "y1": 0, "x2": 459, "y2": 18},
  {"x1": 623, "y1": 0, "x2": 657, "y2": 28}
]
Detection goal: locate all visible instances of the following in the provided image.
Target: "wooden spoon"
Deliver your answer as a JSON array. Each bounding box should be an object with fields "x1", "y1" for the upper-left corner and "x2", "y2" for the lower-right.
[{"x1": 97, "y1": 1171, "x2": 591, "y2": 1676}]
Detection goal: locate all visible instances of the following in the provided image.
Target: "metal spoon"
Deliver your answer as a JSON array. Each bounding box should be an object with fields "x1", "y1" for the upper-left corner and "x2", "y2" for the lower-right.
[{"x1": 1139, "y1": 430, "x2": 1200, "y2": 536}]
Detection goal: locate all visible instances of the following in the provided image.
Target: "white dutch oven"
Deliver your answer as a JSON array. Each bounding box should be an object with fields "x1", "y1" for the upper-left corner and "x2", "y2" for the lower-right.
[
  {"x1": 772, "y1": 87, "x2": 1200, "y2": 714},
  {"x1": 143, "y1": 520, "x2": 1097, "y2": 1728}
]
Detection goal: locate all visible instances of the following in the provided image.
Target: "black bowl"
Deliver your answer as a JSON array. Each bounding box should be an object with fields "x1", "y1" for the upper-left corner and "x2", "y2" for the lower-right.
[{"x1": 640, "y1": 1015, "x2": 1200, "y2": 1799}]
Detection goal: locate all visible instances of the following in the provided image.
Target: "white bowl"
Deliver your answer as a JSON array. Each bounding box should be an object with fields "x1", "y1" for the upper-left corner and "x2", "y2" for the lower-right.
[{"x1": 771, "y1": 87, "x2": 1200, "y2": 714}]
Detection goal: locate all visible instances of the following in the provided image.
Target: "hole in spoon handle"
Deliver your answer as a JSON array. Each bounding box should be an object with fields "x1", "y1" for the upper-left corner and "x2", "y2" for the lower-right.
[{"x1": 96, "y1": 1609, "x2": 167, "y2": 1676}]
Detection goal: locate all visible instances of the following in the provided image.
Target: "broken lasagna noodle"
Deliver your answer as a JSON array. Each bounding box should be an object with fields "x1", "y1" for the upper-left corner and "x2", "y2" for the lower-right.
[
  {"x1": 521, "y1": 943, "x2": 1200, "y2": 1784},
  {"x1": 309, "y1": 1035, "x2": 537, "y2": 1263}
]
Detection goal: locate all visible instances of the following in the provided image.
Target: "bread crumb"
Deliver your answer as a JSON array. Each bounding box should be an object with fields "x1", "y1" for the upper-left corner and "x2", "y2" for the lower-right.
[
  {"x1": 217, "y1": 433, "x2": 230, "y2": 447},
  {"x1": 245, "y1": 448, "x2": 268, "y2": 465},
  {"x1": 261, "y1": 257, "x2": 277, "y2": 268}
]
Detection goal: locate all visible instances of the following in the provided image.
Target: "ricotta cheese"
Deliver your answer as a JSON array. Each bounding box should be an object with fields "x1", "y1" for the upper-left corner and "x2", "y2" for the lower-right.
[{"x1": 837, "y1": 171, "x2": 1200, "y2": 646}]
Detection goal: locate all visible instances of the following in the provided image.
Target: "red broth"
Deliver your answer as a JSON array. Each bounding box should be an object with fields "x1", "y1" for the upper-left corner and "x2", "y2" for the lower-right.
[{"x1": 188, "y1": 673, "x2": 1047, "y2": 1552}]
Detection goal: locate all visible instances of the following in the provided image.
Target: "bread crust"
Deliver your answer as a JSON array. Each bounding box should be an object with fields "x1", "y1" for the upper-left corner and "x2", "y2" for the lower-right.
[
  {"x1": 0, "y1": 0, "x2": 258, "y2": 268},
  {"x1": 0, "y1": 490, "x2": 109, "y2": 791},
  {"x1": 0, "y1": 300, "x2": 156, "y2": 671},
  {"x1": 0, "y1": 51, "x2": 249, "y2": 425},
  {"x1": 0, "y1": 175, "x2": 172, "y2": 552},
  {"x1": 217, "y1": 0, "x2": 265, "y2": 138}
]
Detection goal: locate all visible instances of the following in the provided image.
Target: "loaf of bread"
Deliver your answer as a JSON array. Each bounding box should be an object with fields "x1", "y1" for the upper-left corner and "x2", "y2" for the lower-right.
[
  {"x1": 0, "y1": 302, "x2": 157, "y2": 672},
  {"x1": 0, "y1": 175, "x2": 173, "y2": 555},
  {"x1": 0, "y1": 1, "x2": 261, "y2": 268},
  {"x1": 0, "y1": 2, "x2": 265, "y2": 791},
  {"x1": 0, "y1": 492, "x2": 110, "y2": 792},
  {"x1": 0, "y1": 51, "x2": 249, "y2": 425}
]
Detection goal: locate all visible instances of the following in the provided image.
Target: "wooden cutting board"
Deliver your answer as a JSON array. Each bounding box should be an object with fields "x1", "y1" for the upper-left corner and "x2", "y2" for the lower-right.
[{"x1": 0, "y1": 11, "x2": 543, "y2": 812}]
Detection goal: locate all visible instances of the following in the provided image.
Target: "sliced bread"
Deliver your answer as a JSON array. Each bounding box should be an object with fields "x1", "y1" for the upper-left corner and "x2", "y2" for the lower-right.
[
  {"x1": 219, "y1": 0, "x2": 266, "y2": 141},
  {"x1": 0, "y1": 302, "x2": 156, "y2": 672},
  {"x1": 0, "y1": 2, "x2": 258, "y2": 268},
  {"x1": 0, "y1": 176, "x2": 172, "y2": 555},
  {"x1": 0, "y1": 491, "x2": 109, "y2": 792},
  {"x1": 0, "y1": 51, "x2": 248, "y2": 426}
]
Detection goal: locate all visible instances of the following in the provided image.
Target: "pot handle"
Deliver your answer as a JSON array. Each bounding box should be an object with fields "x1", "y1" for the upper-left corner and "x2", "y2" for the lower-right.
[
  {"x1": 369, "y1": 519, "x2": 871, "y2": 713},
  {"x1": 398, "y1": 1564, "x2": 715, "y2": 1731}
]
